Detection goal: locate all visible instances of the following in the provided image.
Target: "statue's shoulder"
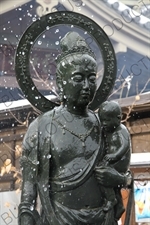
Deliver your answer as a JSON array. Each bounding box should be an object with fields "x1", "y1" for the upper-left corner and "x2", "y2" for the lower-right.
[
  {"x1": 88, "y1": 110, "x2": 100, "y2": 124},
  {"x1": 24, "y1": 108, "x2": 57, "y2": 135},
  {"x1": 37, "y1": 106, "x2": 62, "y2": 131},
  {"x1": 38, "y1": 106, "x2": 61, "y2": 123},
  {"x1": 119, "y1": 123, "x2": 130, "y2": 134},
  {"x1": 22, "y1": 107, "x2": 59, "y2": 151},
  {"x1": 38, "y1": 108, "x2": 55, "y2": 121}
]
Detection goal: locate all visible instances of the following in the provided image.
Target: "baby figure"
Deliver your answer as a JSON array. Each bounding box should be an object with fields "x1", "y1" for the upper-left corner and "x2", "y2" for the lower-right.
[{"x1": 97, "y1": 101, "x2": 131, "y2": 219}]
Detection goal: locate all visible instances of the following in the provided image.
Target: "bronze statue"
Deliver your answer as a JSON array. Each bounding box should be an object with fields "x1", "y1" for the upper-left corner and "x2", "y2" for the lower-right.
[
  {"x1": 18, "y1": 31, "x2": 132, "y2": 225},
  {"x1": 96, "y1": 100, "x2": 131, "y2": 220}
]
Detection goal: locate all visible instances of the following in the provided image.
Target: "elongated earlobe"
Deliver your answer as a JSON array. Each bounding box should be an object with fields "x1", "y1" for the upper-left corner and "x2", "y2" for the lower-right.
[
  {"x1": 59, "y1": 89, "x2": 64, "y2": 102},
  {"x1": 56, "y1": 76, "x2": 64, "y2": 102}
]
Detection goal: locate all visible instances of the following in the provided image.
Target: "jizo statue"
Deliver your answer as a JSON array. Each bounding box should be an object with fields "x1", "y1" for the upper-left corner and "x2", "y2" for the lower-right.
[{"x1": 16, "y1": 12, "x2": 132, "y2": 225}]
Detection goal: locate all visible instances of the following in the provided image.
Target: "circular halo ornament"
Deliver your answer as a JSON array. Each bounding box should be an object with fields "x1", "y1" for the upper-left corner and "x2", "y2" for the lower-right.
[{"x1": 15, "y1": 11, "x2": 117, "y2": 113}]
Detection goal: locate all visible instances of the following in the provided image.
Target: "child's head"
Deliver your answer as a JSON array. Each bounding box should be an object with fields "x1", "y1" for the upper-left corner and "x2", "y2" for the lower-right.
[{"x1": 98, "y1": 101, "x2": 122, "y2": 131}]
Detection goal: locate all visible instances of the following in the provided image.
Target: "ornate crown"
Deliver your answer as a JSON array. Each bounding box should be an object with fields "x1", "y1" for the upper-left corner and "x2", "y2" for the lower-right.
[{"x1": 56, "y1": 32, "x2": 96, "y2": 63}]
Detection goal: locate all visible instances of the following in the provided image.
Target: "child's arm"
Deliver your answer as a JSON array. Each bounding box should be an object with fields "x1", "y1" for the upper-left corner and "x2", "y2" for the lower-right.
[{"x1": 104, "y1": 126, "x2": 130, "y2": 162}]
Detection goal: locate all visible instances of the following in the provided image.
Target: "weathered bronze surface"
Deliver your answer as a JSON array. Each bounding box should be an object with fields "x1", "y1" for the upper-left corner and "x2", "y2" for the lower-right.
[{"x1": 16, "y1": 12, "x2": 132, "y2": 225}]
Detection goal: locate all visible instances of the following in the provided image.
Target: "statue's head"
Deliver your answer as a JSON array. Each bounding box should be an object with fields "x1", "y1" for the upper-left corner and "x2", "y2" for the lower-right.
[
  {"x1": 98, "y1": 101, "x2": 122, "y2": 131},
  {"x1": 56, "y1": 32, "x2": 97, "y2": 108}
]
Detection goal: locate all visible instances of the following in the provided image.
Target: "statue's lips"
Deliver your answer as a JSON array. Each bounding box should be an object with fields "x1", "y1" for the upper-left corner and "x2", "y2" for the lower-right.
[{"x1": 81, "y1": 93, "x2": 90, "y2": 97}]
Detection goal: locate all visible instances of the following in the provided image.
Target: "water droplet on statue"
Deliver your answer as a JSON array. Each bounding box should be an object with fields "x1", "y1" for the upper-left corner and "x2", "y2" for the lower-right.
[
  {"x1": 38, "y1": 41, "x2": 42, "y2": 45},
  {"x1": 30, "y1": 205, "x2": 34, "y2": 211},
  {"x1": 44, "y1": 187, "x2": 47, "y2": 192},
  {"x1": 47, "y1": 154, "x2": 51, "y2": 159}
]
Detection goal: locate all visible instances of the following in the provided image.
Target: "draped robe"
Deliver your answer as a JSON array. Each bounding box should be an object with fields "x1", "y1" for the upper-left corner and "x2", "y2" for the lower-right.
[{"x1": 19, "y1": 107, "x2": 116, "y2": 225}]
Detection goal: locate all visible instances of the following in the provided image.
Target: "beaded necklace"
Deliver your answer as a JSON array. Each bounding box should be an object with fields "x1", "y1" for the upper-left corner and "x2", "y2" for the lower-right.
[{"x1": 53, "y1": 117, "x2": 95, "y2": 148}]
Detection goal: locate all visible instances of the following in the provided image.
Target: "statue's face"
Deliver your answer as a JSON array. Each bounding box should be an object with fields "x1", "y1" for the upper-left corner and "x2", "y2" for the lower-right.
[
  {"x1": 100, "y1": 110, "x2": 120, "y2": 132},
  {"x1": 61, "y1": 54, "x2": 97, "y2": 107}
]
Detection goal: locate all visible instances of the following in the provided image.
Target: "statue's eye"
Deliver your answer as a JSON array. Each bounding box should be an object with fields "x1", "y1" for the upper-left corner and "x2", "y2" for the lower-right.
[
  {"x1": 73, "y1": 75, "x2": 83, "y2": 82},
  {"x1": 89, "y1": 75, "x2": 96, "y2": 83}
]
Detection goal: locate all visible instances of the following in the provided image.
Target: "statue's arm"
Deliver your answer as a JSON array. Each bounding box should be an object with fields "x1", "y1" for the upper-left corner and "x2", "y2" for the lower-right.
[
  {"x1": 19, "y1": 118, "x2": 39, "y2": 225},
  {"x1": 95, "y1": 165, "x2": 132, "y2": 188},
  {"x1": 104, "y1": 128, "x2": 130, "y2": 161},
  {"x1": 114, "y1": 128, "x2": 130, "y2": 160}
]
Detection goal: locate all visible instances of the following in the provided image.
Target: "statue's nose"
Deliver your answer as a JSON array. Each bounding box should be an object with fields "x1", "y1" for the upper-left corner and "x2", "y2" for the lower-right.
[{"x1": 83, "y1": 79, "x2": 89, "y2": 90}]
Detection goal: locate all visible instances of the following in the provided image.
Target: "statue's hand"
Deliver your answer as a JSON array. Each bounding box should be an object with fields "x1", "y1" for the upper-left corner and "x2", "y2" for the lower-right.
[
  {"x1": 20, "y1": 213, "x2": 34, "y2": 225},
  {"x1": 94, "y1": 165, "x2": 125, "y2": 188},
  {"x1": 103, "y1": 153, "x2": 117, "y2": 162}
]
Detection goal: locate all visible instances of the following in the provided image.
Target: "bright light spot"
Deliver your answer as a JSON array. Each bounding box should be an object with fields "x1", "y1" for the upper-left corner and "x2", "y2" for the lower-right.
[{"x1": 55, "y1": 41, "x2": 59, "y2": 45}]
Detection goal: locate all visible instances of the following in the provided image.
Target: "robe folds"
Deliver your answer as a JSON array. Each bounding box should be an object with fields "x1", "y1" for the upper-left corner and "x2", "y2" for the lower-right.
[{"x1": 19, "y1": 109, "x2": 115, "y2": 225}]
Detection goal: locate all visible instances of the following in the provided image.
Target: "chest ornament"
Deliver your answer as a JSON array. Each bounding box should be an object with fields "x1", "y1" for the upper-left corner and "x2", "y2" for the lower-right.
[{"x1": 53, "y1": 117, "x2": 96, "y2": 148}]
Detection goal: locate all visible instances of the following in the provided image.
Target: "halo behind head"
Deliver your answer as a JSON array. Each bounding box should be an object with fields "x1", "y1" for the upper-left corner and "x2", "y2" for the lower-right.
[{"x1": 15, "y1": 11, "x2": 117, "y2": 112}]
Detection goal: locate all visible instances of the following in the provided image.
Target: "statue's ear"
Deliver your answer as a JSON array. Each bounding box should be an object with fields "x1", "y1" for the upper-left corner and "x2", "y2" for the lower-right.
[
  {"x1": 56, "y1": 75, "x2": 64, "y2": 102},
  {"x1": 56, "y1": 75, "x2": 63, "y2": 91}
]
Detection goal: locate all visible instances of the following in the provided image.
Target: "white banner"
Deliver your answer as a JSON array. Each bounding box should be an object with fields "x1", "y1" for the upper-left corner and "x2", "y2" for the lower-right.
[{"x1": 0, "y1": 191, "x2": 20, "y2": 225}]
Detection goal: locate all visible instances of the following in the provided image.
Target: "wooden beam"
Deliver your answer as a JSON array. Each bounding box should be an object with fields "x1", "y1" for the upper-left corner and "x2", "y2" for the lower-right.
[
  {"x1": 130, "y1": 166, "x2": 150, "y2": 173},
  {"x1": 128, "y1": 123, "x2": 150, "y2": 134},
  {"x1": 0, "y1": 133, "x2": 25, "y2": 143},
  {"x1": 0, "y1": 125, "x2": 27, "y2": 134}
]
